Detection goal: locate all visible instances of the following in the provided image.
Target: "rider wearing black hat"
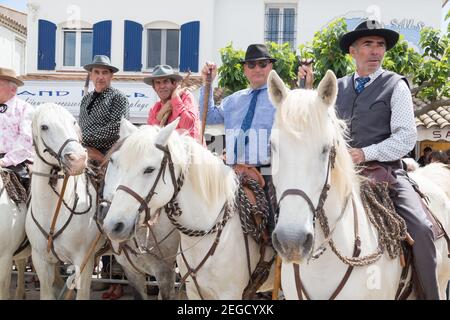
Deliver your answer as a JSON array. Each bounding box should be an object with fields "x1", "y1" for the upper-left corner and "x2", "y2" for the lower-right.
[{"x1": 335, "y1": 20, "x2": 439, "y2": 300}]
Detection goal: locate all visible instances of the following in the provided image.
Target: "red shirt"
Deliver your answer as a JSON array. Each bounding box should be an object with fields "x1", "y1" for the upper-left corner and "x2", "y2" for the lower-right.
[{"x1": 147, "y1": 91, "x2": 201, "y2": 141}]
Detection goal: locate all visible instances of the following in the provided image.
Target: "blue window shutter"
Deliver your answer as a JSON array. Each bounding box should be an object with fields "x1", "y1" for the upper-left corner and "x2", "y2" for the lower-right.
[
  {"x1": 38, "y1": 20, "x2": 56, "y2": 70},
  {"x1": 123, "y1": 20, "x2": 143, "y2": 71},
  {"x1": 180, "y1": 21, "x2": 200, "y2": 72},
  {"x1": 93, "y1": 20, "x2": 112, "y2": 58}
]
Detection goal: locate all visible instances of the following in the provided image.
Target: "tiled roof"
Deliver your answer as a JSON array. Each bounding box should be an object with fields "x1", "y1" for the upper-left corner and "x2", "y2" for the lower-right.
[
  {"x1": 413, "y1": 94, "x2": 450, "y2": 129},
  {"x1": 415, "y1": 105, "x2": 450, "y2": 129},
  {"x1": 0, "y1": 5, "x2": 26, "y2": 36}
]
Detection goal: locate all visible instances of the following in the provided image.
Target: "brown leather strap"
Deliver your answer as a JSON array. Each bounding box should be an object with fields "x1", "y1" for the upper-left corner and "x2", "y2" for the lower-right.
[
  {"x1": 293, "y1": 198, "x2": 361, "y2": 300},
  {"x1": 116, "y1": 185, "x2": 150, "y2": 222},
  {"x1": 293, "y1": 263, "x2": 310, "y2": 300},
  {"x1": 278, "y1": 189, "x2": 316, "y2": 214},
  {"x1": 121, "y1": 244, "x2": 149, "y2": 276},
  {"x1": 30, "y1": 207, "x2": 66, "y2": 264},
  {"x1": 178, "y1": 225, "x2": 225, "y2": 300},
  {"x1": 395, "y1": 247, "x2": 414, "y2": 300},
  {"x1": 328, "y1": 198, "x2": 361, "y2": 299}
]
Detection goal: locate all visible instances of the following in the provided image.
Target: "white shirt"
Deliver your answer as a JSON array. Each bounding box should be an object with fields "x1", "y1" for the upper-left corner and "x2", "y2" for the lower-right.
[
  {"x1": 0, "y1": 96, "x2": 34, "y2": 167},
  {"x1": 354, "y1": 68, "x2": 416, "y2": 162}
]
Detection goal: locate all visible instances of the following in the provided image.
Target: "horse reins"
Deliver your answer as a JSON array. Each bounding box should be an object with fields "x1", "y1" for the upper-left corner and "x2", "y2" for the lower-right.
[
  {"x1": 31, "y1": 134, "x2": 94, "y2": 262},
  {"x1": 116, "y1": 143, "x2": 180, "y2": 226},
  {"x1": 277, "y1": 145, "x2": 337, "y2": 238}
]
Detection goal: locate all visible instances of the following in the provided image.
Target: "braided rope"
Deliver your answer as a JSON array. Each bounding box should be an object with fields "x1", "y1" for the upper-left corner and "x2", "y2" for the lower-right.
[
  {"x1": 165, "y1": 199, "x2": 232, "y2": 237},
  {"x1": 360, "y1": 181, "x2": 407, "y2": 259},
  {"x1": 315, "y1": 180, "x2": 407, "y2": 267},
  {"x1": 0, "y1": 170, "x2": 27, "y2": 205},
  {"x1": 236, "y1": 175, "x2": 269, "y2": 244}
]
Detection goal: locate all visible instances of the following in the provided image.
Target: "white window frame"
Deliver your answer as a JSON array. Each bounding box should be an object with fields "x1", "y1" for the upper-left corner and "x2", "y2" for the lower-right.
[
  {"x1": 56, "y1": 21, "x2": 93, "y2": 71},
  {"x1": 265, "y1": 3, "x2": 297, "y2": 49},
  {"x1": 143, "y1": 21, "x2": 180, "y2": 72},
  {"x1": 14, "y1": 37, "x2": 26, "y2": 76}
]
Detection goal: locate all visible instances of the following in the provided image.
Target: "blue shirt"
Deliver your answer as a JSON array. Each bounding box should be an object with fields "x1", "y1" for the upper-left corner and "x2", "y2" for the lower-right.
[{"x1": 199, "y1": 84, "x2": 276, "y2": 166}]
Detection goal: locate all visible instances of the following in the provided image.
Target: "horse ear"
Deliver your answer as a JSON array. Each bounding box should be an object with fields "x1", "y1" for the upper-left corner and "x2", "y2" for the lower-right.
[
  {"x1": 268, "y1": 70, "x2": 288, "y2": 107},
  {"x1": 119, "y1": 118, "x2": 138, "y2": 140},
  {"x1": 317, "y1": 70, "x2": 338, "y2": 107},
  {"x1": 156, "y1": 117, "x2": 180, "y2": 146}
]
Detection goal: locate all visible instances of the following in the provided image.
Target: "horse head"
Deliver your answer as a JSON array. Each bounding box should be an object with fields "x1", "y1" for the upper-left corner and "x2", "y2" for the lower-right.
[
  {"x1": 268, "y1": 70, "x2": 352, "y2": 263},
  {"x1": 102, "y1": 118, "x2": 187, "y2": 242},
  {"x1": 31, "y1": 103, "x2": 87, "y2": 176}
]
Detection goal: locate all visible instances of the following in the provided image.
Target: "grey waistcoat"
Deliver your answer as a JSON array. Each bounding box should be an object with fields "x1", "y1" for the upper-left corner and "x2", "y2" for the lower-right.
[{"x1": 335, "y1": 71, "x2": 406, "y2": 149}]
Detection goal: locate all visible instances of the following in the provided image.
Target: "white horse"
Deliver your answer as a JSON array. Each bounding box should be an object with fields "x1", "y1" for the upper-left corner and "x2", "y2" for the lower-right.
[
  {"x1": 25, "y1": 103, "x2": 103, "y2": 299},
  {"x1": 102, "y1": 120, "x2": 275, "y2": 299},
  {"x1": 99, "y1": 132, "x2": 180, "y2": 299},
  {"x1": 267, "y1": 69, "x2": 450, "y2": 299},
  {"x1": 0, "y1": 170, "x2": 29, "y2": 299}
]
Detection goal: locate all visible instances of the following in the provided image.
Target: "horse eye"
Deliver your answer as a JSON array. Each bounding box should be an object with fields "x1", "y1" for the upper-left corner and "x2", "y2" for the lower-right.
[
  {"x1": 322, "y1": 146, "x2": 330, "y2": 154},
  {"x1": 41, "y1": 125, "x2": 49, "y2": 131},
  {"x1": 144, "y1": 167, "x2": 155, "y2": 174}
]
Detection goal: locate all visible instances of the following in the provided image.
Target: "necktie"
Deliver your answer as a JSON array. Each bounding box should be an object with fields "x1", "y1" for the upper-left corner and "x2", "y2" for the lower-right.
[
  {"x1": 234, "y1": 89, "x2": 262, "y2": 160},
  {"x1": 355, "y1": 77, "x2": 370, "y2": 94},
  {"x1": 0, "y1": 103, "x2": 8, "y2": 113}
]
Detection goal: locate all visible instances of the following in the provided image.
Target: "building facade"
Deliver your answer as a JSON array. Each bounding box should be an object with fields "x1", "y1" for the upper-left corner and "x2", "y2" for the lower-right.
[
  {"x1": 25, "y1": 0, "x2": 443, "y2": 76},
  {"x1": 20, "y1": 0, "x2": 444, "y2": 129},
  {"x1": 0, "y1": 5, "x2": 27, "y2": 75}
]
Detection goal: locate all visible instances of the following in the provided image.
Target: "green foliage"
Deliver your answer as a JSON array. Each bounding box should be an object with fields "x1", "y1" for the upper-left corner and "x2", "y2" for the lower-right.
[
  {"x1": 266, "y1": 41, "x2": 298, "y2": 88},
  {"x1": 217, "y1": 43, "x2": 248, "y2": 96},
  {"x1": 218, "y1": 42, "x2": 299, "y2": 96},
  {"x1": 383, "y1": 35, "x2": 422, "y2": 78},
  {"x1": 413, "y1": 25, "x2": 450, "y2": 101},
  {"x1": 299, "y1": 18, "x2": 354, "y2": 87},
  {"x1": 447, "y1": 10, "x2": 450, "y2": 34}
]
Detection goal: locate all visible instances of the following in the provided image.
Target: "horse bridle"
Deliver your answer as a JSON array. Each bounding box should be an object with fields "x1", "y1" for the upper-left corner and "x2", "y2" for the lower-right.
[
  {"x1": 277, "y1": 145, "x2": 337, "y2": 227},
  {"x1": 33, "y1": 135, "x2": 80, "y2": 172},
  {"x1": 116, "y1": 143, "x2": 183, "y2": 225}
]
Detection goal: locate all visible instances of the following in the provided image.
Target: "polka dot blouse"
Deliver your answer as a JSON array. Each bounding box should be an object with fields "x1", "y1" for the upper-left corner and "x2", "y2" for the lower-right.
[{"x1": 79, "y1": 87, "x2": 130, "y2": 154}]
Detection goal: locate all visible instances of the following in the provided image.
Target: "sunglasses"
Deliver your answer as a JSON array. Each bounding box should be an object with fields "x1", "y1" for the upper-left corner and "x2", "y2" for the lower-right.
[{"x1": 245, "y1": 60, "x2": 270, "y2": 69}]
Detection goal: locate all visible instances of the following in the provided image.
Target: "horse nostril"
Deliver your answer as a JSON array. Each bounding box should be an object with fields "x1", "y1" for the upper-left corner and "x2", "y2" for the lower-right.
[
  {"x1": 112, "y1": 222, "x2": 125, "y2": 234},
  {"x1": 302, "y1": 233, "x2": 314, "y2": 253}
]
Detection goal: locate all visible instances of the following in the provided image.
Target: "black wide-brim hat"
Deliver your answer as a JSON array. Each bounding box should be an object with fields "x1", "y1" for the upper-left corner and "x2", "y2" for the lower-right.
[
  {"x1": 339, "y1": 20, "x2": 399, "y2": 53},
  {"x1": 239, "y1": 44, "x2": 277, "y2": 64},
  {"x1": 84, "y1": 55, "x2": 119, "y2": 73}
]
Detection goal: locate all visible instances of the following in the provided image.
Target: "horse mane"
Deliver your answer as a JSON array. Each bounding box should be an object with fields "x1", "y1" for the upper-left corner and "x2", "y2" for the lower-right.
[
  {"x1": 181, "y1": 136, "x2": 238, "y2": 207},
  {"x1": 276, "y1": 89, "x2": 357, "y2": 198},
  {"x1": 120, "y1": 126, "x2": 238, "y2": 207}
]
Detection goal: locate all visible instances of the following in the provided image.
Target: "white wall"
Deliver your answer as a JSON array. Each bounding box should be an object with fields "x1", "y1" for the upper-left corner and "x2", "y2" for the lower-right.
[
  {"x1": 212, "y1": 0, "x2": 266, "y2": 66},
  {"x1": 0, "y1": 25, "x2": 26, "y2": 75},
  {"x1": 26, "y1": 0, "x2": 215, "y2": 74}
]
